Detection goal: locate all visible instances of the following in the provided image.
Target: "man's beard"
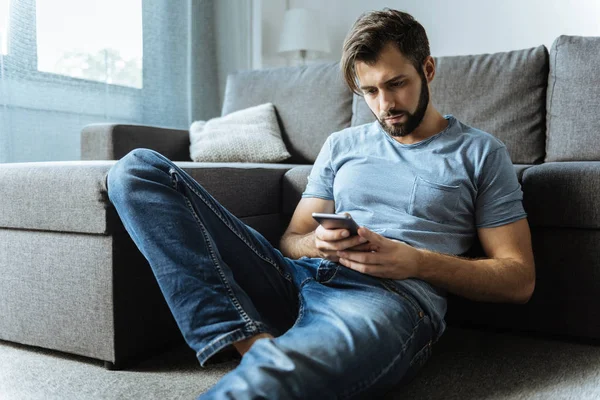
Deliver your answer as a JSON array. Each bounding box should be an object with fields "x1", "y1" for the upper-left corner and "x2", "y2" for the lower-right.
[{"x1": 376, "y1": 71, "x2": 430, "y2": 137}]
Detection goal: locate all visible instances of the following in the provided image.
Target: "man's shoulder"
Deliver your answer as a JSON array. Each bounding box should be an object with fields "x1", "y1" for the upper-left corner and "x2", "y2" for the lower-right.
[
  {"x1": 326, "y1": 122, "x2": 378, "y2": 146},
  {"x1": 451, "y1": 117, "x2": 506, "y2": 155},
  {"x1": 333, "y1": 122, "x2": 377, "y2": 136}
]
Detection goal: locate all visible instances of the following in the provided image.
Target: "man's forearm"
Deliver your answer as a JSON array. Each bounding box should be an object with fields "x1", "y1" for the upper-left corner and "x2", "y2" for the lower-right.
[
  {"x1": 415, "y1": 250, "x2": 535, "y2": 304},
  {"x1": 279, "y1": 232, "x2": 319, "y2": 259}
]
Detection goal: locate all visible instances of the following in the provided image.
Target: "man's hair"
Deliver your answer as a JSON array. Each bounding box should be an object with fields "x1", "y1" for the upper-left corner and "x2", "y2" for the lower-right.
[{"x1": 340, "y1": 9, "x2": 431, "y2": 94}]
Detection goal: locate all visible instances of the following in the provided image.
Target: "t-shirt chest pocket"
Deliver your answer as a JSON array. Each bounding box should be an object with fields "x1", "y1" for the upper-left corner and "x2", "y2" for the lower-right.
[{"x1": 408, "y1": 176, "x2": 461, "y2": 223}]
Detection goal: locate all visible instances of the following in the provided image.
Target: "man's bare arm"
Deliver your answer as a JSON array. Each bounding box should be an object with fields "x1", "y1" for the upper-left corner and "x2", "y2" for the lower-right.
[
  {"x1": 337, "y1": 218, "x2": 535, "y2": 304},
  {"x1": 415, "y1": 218, "x2": 535, "y2": 304},
  {"x1": 279, "y1": 231, "x2": 320, "y2": 259},
  {"x1": 279, "y1": 197, "x2": 332, "y2": 259},
  {"x1": 279, "y1": 197, "x2": 370, "y2": 261}
]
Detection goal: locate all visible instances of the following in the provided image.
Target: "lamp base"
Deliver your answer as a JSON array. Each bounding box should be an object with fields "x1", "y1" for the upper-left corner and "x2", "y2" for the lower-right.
[{"x1": 300, "y1": 49, "x2": 307, "y2": 66}]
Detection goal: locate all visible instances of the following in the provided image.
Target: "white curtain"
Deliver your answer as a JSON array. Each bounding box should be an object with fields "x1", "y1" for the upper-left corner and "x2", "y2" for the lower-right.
[{"x1": 0, "y1": 0, "x2": 251, "y2": 163}]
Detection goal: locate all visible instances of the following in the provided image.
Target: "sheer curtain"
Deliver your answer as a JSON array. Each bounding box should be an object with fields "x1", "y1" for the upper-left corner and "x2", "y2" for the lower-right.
[{"x1": 0, "y1": 0, "x2": 249, "y2": 163}]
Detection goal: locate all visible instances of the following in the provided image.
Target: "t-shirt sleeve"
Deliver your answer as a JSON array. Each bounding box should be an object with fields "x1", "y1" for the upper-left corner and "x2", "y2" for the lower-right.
[
  {"x1": 475, "y1": 146, "x2": 527, "y2": 228},
  {"x1": 301, "y1": 136, "x2": 334, "y2": 200}
]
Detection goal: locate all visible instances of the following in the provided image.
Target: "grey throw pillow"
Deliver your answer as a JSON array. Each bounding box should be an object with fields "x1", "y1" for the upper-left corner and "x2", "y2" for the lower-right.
[{"x1": 189, "y1": 103, "x2": 291, "y2": 163}]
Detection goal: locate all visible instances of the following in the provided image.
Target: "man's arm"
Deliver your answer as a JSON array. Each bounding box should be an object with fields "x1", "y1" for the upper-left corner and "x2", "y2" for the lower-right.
[
  {"x1": 337, "y1": 218, "x2": 535, "y2": 304},
  {"x1": 280, "y1": 197, "x2": 369, "y2": 260},
  {"x1": 279, "y1": 197, "x2": 334, "y2": 259},
  {"x1": 416, "y1": 218, "x2": 536, "y2": 304},
  {"x1": 280, "y1": 231, "x2": 320, "y2": 259}
]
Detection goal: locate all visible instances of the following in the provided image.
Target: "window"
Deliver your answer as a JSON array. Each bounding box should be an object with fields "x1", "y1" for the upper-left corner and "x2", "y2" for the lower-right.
[
  {"x1": 1, "y1": 0, "x2": 213, "y2": 163},
  {"x1": 35, "y1": 0, "x2": 143, "y2": 88}
]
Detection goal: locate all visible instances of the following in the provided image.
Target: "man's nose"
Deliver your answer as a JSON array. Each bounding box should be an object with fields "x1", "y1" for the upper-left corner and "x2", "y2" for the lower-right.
[{"x1": 378, "y1": 90, "x2": 395, "y2": 113}]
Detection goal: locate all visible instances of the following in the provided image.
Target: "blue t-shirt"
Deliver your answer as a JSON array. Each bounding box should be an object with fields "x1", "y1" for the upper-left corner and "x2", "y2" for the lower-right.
[{"x1": 301, "y1": 115, "x2": 527, "y2": 339}]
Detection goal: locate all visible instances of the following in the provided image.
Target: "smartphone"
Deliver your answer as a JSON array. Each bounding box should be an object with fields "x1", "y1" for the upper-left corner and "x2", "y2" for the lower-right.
[{"x1": 312, "y1": 212, "x2": 360, "y2": 236}]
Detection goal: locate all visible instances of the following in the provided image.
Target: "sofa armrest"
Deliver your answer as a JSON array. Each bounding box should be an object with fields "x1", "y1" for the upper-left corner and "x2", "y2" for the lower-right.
[
  {"x1": 81, "y1": 123, "x2": 191, "y2": 161},
  {"x1": 522, "y1": 161, "x2": 600, "y2": 229}
]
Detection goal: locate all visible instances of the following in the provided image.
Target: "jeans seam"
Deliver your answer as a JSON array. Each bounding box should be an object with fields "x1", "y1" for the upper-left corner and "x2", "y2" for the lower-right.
[
  {"x1": 196, "y1": 322, "x2": 273, "y2": 367},
  {"x1": 188, "y1": 195, "x2": 254, "y2": 325},
  {"x1": 381, "y1": 280, "x2": 425, "y2": 317},
  {"x1": 169, "y1": 167, "x2": 292, "y2": 282},
  {"x1": 409, "y1": 339, "x2": 432, "y2": 367},
  {"x1": 339, "y1": 316, "x2": 425, "y2": 399}
]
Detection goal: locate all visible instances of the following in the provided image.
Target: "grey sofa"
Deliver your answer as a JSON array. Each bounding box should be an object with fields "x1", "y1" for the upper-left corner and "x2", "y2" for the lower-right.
[{"x1": 1, "y1": 35, "x2": 599, "y2": 372}]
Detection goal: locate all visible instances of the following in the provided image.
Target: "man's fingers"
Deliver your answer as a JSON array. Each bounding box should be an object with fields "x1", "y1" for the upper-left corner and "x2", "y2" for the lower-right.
[
  {"x1": 315, "y1": 225, "x2": 343, "y2": 241},
  {"x1": 316, "y1": 225, "x2": 359, "y2": 242},
  {"x1": 327, "y1": 234, "x2": 368, "y2": 250},
  {"x1": 338, "y1": 250, "x2": 371, "y2": 264},
  {"x1": 347, "y1": 242, "x2": 374, "y2": 252}
]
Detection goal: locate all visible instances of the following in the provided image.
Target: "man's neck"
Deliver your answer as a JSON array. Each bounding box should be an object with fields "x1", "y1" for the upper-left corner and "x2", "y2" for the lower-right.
[{"x1": 393, "y1": 108, "x2": 449, "y2": 145}]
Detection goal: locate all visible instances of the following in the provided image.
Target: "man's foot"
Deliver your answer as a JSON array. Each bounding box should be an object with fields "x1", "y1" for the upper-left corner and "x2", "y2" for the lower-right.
[{"x1": 233, "y1": 333, "x2": 274, "y2": 356}]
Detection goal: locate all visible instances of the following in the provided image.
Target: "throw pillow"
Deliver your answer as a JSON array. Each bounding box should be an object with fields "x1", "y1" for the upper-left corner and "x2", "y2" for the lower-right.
[{"x1": 189, "y1": 103, "x2": 291, "y2": 163}]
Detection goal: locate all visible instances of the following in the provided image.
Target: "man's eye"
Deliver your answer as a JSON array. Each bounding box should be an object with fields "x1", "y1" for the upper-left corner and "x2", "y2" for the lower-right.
[
  {"x1": 391, "y1": 81, "x2": 405, "y2": 87},
  {"x1": 364, "y1": 89, "x2": 377, "y2": 96}
]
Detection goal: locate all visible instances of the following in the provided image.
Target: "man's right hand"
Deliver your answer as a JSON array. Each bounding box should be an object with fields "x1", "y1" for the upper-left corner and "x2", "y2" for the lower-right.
[{"x1": 314, "y1": 224, "x2": 373, "y2": 262}]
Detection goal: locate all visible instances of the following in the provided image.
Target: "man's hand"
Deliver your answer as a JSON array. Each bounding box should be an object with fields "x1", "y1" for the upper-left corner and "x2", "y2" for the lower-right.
[
  {"x1": 336, "y1": 226, "x2": 422, "y2": 279},
  {"x1": 314, "y1": 224, "x2": 372, "y2": 262}
]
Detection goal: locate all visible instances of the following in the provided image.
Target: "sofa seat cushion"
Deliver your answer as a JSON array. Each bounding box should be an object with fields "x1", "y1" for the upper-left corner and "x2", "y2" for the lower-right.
[
  {"x1": 0, "y1": 160, "x2": 302, "y2": 234},
  {"x1": 522, "y1": 162, "x2": 600, "y2": 229},
  {"x1": 352, "y1": 46, "x2": 549, "y2": 165},
  {"x1": 221, "y1": 63, "x2": 353, "y2": 164},
  {"x1": 546, "y1": 35, "x2": 600, "y2": 162}
]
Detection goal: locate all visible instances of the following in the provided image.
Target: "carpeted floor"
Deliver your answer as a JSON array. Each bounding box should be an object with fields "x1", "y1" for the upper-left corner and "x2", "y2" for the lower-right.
[{"x1": 2, "y1": 326, "x2": 600, "y2": 399}]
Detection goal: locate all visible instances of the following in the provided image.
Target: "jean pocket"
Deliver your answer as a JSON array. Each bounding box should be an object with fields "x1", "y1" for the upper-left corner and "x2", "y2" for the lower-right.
[
  {"x1": 409, "y1": 176, "x2": 460, "y2": 223},
  {"x1": 316, "y1": 259, "x2": 340, "y2": 283}
]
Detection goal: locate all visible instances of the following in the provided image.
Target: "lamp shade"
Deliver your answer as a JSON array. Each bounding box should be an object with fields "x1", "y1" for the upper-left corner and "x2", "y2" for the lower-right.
[{"x1": 278, "y1": 8, "x2": 330, "y2": 54}]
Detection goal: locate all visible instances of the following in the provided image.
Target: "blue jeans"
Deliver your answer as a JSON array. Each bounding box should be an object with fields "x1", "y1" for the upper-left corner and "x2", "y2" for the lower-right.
[{"x1": 107, "y1": 149, "x2": 438, "y2": 399}]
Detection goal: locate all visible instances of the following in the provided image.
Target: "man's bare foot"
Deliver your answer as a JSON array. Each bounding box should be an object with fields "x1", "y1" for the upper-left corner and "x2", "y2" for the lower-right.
[{"x1": 233, "y1": 332, "x2": 274, "y2": 356}]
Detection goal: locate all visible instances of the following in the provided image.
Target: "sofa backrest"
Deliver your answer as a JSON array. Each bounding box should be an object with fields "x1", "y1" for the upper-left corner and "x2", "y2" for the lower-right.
[
  {"x1": 222, "y1": 63, "x2": 353, "y2": 164},
  {"x1": 545, "y1": 35, "x2": 600, "y2": 162},
  {"x1": 223, "y1": 36, "x2": 599, "y2": 166},
  {"x1": 352, "y1": 46, "x2": 549, "y2": 165}
]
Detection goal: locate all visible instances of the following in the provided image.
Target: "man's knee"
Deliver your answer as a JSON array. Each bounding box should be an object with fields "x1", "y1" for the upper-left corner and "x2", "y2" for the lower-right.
[{"x1": 107, "y1": 148, "x2": 163, "y2": 195}]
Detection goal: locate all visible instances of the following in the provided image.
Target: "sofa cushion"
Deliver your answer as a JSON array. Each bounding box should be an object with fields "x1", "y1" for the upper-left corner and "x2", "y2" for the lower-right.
[
  {"x1": 352, "y1": 46, "x2": 549, "y2": 164},
  {"x1": 522, "y1": 162, "x2": 600, "y2": 229},
  {"x1": 222, "y1": 63, "x2": 353, "y2": 164},
  {"x1": 545, "y1": 36, "x2": 600, "y2": 162},
  {"x1": 0, "y1": 161, "x2": 302, "y2": 235},
  {"x1": 189, "y1": 103, "x2": 291, "y2": 163}
]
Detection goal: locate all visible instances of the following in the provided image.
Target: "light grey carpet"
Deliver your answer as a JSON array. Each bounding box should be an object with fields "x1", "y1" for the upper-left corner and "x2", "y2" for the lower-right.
[{"x1": 2, "y1": 326, "x2": 600, "y2": 399}]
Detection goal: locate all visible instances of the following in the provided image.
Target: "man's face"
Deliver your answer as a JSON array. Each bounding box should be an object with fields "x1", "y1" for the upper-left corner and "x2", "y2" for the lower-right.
[{"x1": 355, "y1": 43, "x2": 430, "y2": 137}]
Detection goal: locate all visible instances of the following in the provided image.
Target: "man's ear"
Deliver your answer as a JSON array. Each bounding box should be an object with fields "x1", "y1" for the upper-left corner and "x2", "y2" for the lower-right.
[{"x1": 423, "y1": 56, "x2": 436, "y2": 83}]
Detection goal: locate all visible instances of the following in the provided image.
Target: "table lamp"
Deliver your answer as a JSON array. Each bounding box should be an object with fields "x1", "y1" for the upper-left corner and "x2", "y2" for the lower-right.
[{"x1": 278, "y1": 8, "x2": 330, "y2": 65}]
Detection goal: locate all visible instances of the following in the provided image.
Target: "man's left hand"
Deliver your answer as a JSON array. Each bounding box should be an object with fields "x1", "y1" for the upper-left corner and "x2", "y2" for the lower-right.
[{"x1": 336, "y1": 226, "x2": 422, "y2": 279}]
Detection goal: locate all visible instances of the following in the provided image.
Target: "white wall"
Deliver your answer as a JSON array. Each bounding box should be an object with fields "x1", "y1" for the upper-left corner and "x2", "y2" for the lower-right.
[
  {"x1": 261, "y1": 0, "x2": 288, "y2": 68},
  {"x1": 214, "y1": 0, "x2": 253, "y2": 107},
  {"x1": 260, "y1": 0, "x2": 600, "y2": 68}
]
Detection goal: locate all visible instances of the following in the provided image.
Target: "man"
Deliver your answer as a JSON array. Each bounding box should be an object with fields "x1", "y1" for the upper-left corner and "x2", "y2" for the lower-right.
[{"x1": 107, "y1": 8, "x2": 535, "y2": 399}]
